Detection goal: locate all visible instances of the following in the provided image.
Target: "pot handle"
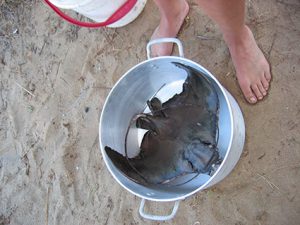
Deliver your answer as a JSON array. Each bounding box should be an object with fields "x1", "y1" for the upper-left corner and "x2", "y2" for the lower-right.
[
  {"x1": 146, "y1": 38, "x2": 184, "y2": 59},
  {"x1": 139, "y1": 198, "x2": 180, "y2": 221}
]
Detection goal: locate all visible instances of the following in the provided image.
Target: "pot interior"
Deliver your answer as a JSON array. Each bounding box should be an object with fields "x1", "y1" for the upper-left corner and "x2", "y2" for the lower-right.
[{"x1": 100, "y1": 57, "x2": 232, "y2": 201}]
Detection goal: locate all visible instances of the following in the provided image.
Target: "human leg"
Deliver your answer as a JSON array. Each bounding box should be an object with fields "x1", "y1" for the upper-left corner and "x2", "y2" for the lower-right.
[
  {"x1": 151, "y1": 0, "x2": 189, "y2": 56},
  {"x1": 196, "y1": 0, "x2": 271, "y2": 103}
]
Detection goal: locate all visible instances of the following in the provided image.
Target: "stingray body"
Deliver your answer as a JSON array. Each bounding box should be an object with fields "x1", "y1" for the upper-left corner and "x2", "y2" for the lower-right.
[{"x1": 105, "y1": 62, "x2": 220, "y2": 186}]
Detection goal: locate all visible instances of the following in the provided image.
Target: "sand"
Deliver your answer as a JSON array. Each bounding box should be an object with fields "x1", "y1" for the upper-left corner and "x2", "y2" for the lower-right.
[{"x1": 0, "y1": 0, "x2": 299, "y2": 224}]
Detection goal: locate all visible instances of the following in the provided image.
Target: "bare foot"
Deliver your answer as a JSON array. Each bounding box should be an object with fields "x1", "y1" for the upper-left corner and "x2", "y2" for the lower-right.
[
  {"x1": 224, "y1": 26, "x2": 272, "y2": 104},
  {"x1": 151, "y1": 0, "x2": 189, "y2": 56}
]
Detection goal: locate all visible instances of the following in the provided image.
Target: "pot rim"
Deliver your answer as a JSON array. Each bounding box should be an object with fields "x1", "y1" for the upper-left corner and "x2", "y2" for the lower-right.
[{"x1": 99, "y1": 56, "x2": 234, "y2": 202}]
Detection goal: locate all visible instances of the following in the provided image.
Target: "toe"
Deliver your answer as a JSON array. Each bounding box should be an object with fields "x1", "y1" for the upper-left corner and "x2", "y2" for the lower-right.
[
  {"x1": 261, "y1": 76, "x2": 269, "y2": 90},
  {"x1": 264, "y1": 68, "x2": 272, "y2": 82},
  {"x1": 251, "y1": 84, "x2": 264, "y2": 100},
  {"x1": 258, "y1": 82, "x2": 267, "y2": 96},
  {"x1": 240, "y1": 82, "x2": 257, "y2": 104}
]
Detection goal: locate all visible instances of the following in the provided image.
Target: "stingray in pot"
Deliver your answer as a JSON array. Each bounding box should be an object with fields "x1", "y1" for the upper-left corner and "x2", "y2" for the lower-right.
[{"x1": 105, "y1": 62, "x2": 221, "y2": 186}]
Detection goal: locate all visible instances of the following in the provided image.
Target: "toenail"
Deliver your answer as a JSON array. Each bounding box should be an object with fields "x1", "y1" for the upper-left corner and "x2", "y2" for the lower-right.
[
  {"x1": 258, "y1": 96, "x2": 263, "y2": 100},
  {"x1": 250, "y1": 97, "x2": 257, "y2": 103}
]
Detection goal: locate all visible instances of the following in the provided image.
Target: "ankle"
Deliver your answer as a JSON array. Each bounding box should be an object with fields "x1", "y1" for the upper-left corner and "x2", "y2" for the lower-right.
[
  {"x1": 222, "y1": 25, "x2": 251, "y2": 48},
  {"x1": 159, "y1": 0, "x2": 189, "y2": 23}
]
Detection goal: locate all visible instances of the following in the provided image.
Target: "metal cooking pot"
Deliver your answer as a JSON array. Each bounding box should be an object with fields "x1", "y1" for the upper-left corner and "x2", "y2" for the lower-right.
[{"x1": 99, "y1": 38, "x2": 245, "y2": 221}]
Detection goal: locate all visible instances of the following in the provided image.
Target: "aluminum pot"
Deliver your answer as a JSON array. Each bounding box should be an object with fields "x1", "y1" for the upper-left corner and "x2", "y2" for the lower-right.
[{"x1": 99, "y1": 38, "x2": 245, "y2": 221}]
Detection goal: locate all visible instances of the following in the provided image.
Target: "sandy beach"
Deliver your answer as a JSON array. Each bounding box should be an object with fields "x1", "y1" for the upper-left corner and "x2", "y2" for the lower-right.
[{"x1": 0, "y1": 0, "x2": 299, "y2": 224}]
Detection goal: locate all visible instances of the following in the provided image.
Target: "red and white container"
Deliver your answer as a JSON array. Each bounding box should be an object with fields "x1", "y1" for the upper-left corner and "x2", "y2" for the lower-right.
[{"x1": 45, "y1": 0, "x2": 147, "y2": 28}]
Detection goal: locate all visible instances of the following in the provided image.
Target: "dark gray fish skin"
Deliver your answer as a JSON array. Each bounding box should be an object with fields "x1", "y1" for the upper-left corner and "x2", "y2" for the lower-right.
[{"x1": 105, "y1": 63, "x2": 220, "y2": 186}]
